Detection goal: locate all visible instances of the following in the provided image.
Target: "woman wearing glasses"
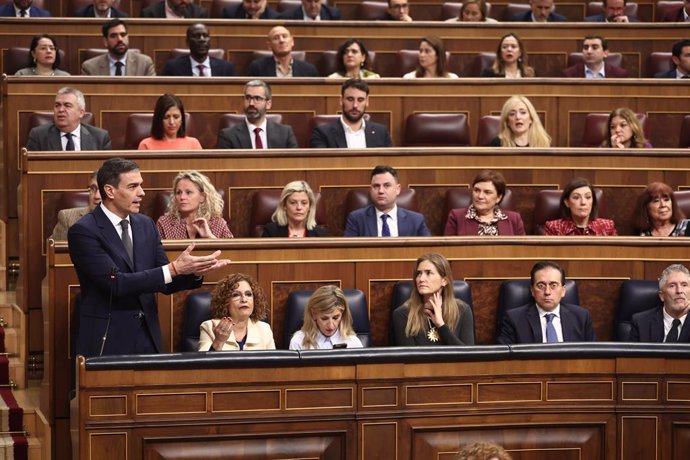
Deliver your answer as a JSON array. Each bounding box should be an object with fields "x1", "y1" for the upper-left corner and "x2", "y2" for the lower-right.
[{"x1": 15, "y1": 34, "x2": 70, "y2": 76}]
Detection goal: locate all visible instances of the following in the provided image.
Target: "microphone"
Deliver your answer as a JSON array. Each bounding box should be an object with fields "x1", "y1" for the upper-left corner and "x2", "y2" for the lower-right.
[{"x1": 99, "y1": 267, "x2": 117, "y2": 356}]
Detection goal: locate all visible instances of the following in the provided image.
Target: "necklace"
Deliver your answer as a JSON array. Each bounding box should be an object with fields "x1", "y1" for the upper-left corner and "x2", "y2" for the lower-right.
[{"x1": 426, "y1": 318, "x2": 439, "y2": 342}]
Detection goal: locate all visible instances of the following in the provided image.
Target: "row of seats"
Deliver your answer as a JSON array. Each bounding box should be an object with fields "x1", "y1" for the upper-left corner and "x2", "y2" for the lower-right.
[{"x1": 180, "y1": 278, "x2": 663, "y2": 350}]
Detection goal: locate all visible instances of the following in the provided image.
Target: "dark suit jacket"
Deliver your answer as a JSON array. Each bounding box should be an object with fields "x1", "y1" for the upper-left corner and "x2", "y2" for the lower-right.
[
  {"x1": 217, "y1": 120, "x2": 298, "y2": 149},
  {"x1": 141, "y1": 1, "x2": 208, "y2": 17},
  {"x1": 222, "y1": 3, "x2": 278, "y2": 18},
  {"x1": 310, "y1": 120, "x2": 393, "y2": 148},
  {"x1": 73, "y1": 4, "x2": 128, "y2": 17},
  {"x1": 162, "y1": 55, "x2": 235, "y2": 76},
  {"x1": 68, "y1": 206, "x2": 202, "y2": 356},
  {"x1": 261, "y1": 222, "x2": 328, "y2": 237},
  {"x1": 444, "y1": 208, "x2": 526, "y2": 236},
  {"x1": 26, "y1": 123, "x2": 112, "y2": 151},
  {"x1": 0, "y1": 3, "x2": 51, "y2": 16},
  {"x1": 584, "y1": 13, "x2": 640, "y2": 22},
  {"x1": 344, "y1": 205, "x2": 431, "y2": 237},
  {"x1": 629, "y1": 307, "x2": 690, "y2": 343},
  {"x1": 246, "y1": 57, "x2": 319, "y2": 77},
  {"x1": 281, "y1": 4, "x2": 341, "y2": 19},
  {"x1": 654, "y1": 69, "x2": 680, "y2": 78},
  {"x1": 511, "y1": 10, "x2": 566, "y2": 21},
  {"x1": 497, "y1": 303, "x2": 597, "y2": 344},
  {"x1": 562, "y1": 62, "x2": 628, "y2": 78}
]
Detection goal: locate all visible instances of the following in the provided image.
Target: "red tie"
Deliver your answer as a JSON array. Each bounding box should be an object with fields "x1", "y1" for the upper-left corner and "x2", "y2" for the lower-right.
[
  {"x1": 197, "y1": 64, "x2": 205, "y2": 76},
  {"x1": 254, "y1": 127, "x2": 263, "y2": 149}
]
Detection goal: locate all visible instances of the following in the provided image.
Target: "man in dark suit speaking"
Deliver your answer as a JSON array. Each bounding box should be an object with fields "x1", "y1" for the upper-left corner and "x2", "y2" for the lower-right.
[
  {"x1": 68, "y1": 158, "x2": 230, "y2": 357},
  {"x1": 497, "y1": 261, "x2": 596, "y2": 344},
  {"x1": 217, "y1": 80, "x2": 298, "y2": 149}
]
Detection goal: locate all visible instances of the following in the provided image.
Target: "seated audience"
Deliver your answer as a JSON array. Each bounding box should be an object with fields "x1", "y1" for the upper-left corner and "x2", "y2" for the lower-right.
[
  {"x1": 544, "y1": 177, "x2": 617, "y2": 236},
  {"x1": 218, "y1": 80, "x2": 298, "y2": 149},
  {"x1": 289, "y1": 285, "x2": 363, "y2": 349},
  {"x1": 660, "y1": 0, "x2": 689, "y2": 21},
  {"x1": 247, "y1": 26, "x2": 319, "y2": 77},
  {"x1": 510, "y1": 0, "x2": 566, "y2": 21},
  {"x1": 262, "y1": 181, "x2": 328, "y2": 237},
  {"x1": 455, "y1": 442, "x2": 512, "y2": 460},
  {"x1": 310, "y1": 79, "x2": 393, "y2": 148},
  {"x1": 199, "y1": 273, "x2": 276, "y2": 351},
  {"x1": 655, "y1": 39, "x2": 690, "y2": 79},
  {"x1": 328, "y1": 38, "x2": 380, "y2": 79},
  {"x1": 445, "y1": 0, "x2": 498, "y2": 22},
  {"x1": 15, "y1": 34, "x2": 69, "y2": 76},
  {"x1": 162, "y1": 23, "x2": 235, "y2": 77},
  {"x1": 142, "y1": 0, "x2": 208, "y2": 18},
  {"x1": 222, "y1": 0, "x2": 278, "y2": 18},
  {"x1": 26, "y1": 87, "x2": 112, "y2": 151},
  {"x1": 344, "y1": 165, "x2": 430, "y2": 236},
  {"x1": 497, "y1": 261, "x2": 596, "y2": 344},
  {"x1": 600, "y1": 107, "x2": 652, "y2": 148},
  {"x1": 403, "y1": 36, "x2": 459, "y2": 79},
  {"x1": 73, "y1": 0, "x2": 128, "y2": 17},
  {"x1": 632, "y1": 182, "x2": 690, "y2": 236},
  {"x1": 281, "y1": 0, "x2": 341, "y2": 20},
  {"x1": 383, "y1": 0, "x2": 412, "y2": 21},
  {"x1": 562, "y1": 35, "x2": 628, "y2": 78},
  {"x1": 50, "y1": 171, "x2": 100, "y2": 240},
  {"x1": 585, "y1": 0, "x2": 638, "y2": 22},
  {"x1": 0, "y1": 0, "x2": 50, "y2": 17},
  {"x1": 138, "y1": 94, "x2": 202, "y2": 150},
  {"x1": 630, "y1": 264, "x2": 690, "y2": 342},
  {"x1": 481, "y1": 33, "x2": 535, "y2": 78},
  {"x1": 81, "y1": 19, "x2": 155, "y2": 76},
  {"x1": 489, "y1": 95, "x2": 551, "y2": 147},
  {"x1": 444, "y1": 170, "x2": 525, "y2": 236},
  {"x1": 156, "y1": 170, "x2": 232, "y2": 239},
  {"x1": 392, "y1": 253, "x2": 474, "y2": 346}
]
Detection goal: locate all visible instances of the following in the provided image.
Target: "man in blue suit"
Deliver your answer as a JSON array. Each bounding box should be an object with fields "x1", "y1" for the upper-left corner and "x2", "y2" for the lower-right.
[
  {"x1": 344, "y1": 165, "x2": 431, "y2": 237},
  {"x1": 0, "y1": 0, "x2": 50, "y2": 16},
  {"x1": 655, "y1": 39, "x2": 690, "y2": 79},
  {"x1": 311, "y1": 79, "x2": 392, "y2": 148},
  {"x1": 68, "y1": 158, "x2": 230, "y2": 357},
  {"x1": 584, "y1": 0, "x2": 639, "y2": 22},
  {"x1": 281, "y1": 0, "x2": 340, "y2": 19},
  {"x1": 162, "y1": 23, "x2": 235, "y2": 77},
  {"x1": 511, "y1": 0, "x2": 566, "y2": 21},
  {"x1": 497, "y1": 261, "x2": 596, "y2": 344},
  {"x1": 629, "y1": 264, "x2": 690, "y2": 343}
]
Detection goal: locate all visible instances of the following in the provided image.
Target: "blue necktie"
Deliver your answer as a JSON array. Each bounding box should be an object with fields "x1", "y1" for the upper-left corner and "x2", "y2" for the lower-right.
[
  {"x1": 381, "y1": 214, "x2": 390, "y2": 237},
  {"x1": 545, "y1": 313, "x2": 558, "y2": 343}
]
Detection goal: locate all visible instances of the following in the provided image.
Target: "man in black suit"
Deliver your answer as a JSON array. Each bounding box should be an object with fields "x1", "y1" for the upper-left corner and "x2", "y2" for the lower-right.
[
  {"x1": 142, "y1": 0, "x2": 208, "y2": 18},
  {"x1": 217, "y1": 80, "x2": 298, "y2": 149},
  {"x1": 655, "y1": 39, "x2": 690, "y2": 79},
  {"x1": 281, "y1": 0, "x2": 340, "y2": 19},
  {"x1": 511, "y1": 0, "x2": 566, "y2": 21},
  {"x1": 310, "y1": 79, "x2": 393, "y2": 148},
  {"x1": 26, "y1": 87, "x2": 112, "y2": 152},
  {"x1": 73, "y1": 0, "x2": 128, "y2": 17},
  {"x1": 162, "y1": 23, "x2": 235, "y2": 77},
  {"x1": 497, "y1": 261, "x2": 597, "y2": 344},
  {"x1": 68, "y1": 157, "x2": 230, "y2": 357},
  {"x1": 222, "y1": 0, "x2": 278, "y2": 18},
  {"x1": 246, "y1": 26, "x2": 319, "y2": 77},
  {"x1": 584, "y1": 0, "x2": 639, "y2": 22},
  {"x1": 0, "y1": 0, "x2": 51, "y2": 16},
  {"x1": 629, "y1": 264, "x2": 690, "y2": 343}
]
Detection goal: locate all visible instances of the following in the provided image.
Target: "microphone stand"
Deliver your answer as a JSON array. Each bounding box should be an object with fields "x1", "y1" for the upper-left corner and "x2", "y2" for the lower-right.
[{"x1": 99, "y1": 267, "x2": 116, "y2": 356}]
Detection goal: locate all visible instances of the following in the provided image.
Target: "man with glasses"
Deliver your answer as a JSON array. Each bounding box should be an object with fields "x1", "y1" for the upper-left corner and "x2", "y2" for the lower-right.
[
  {"x1": 50, "y1": 171, "x2": 101, "y2": 240},
  {"x1": 217, "y1": 80, "x2": 298, "y2": 149},
  {"x1": 383, "y1": 0, "x2": 412, "y2": 21},
  {"x1": 497, "y1": 261, "x2": 596, "y2": 344}
]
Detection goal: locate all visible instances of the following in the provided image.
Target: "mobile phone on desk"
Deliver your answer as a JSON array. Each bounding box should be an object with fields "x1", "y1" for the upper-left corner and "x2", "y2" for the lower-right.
[{"x1": 333, "y1": 343, "x2": 347, "y2": 349}]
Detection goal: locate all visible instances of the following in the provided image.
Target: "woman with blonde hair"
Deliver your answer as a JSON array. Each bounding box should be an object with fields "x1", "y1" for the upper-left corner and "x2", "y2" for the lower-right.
[
  {"x1": 403, "y1": 36, "x2": 459, "y2": 78},
  {"x1": 289, "y1": 285, "x2": 363, "y2": 350},
  {"x1": 392, "y1": 253, "x2": 474, "y2": 346},
  {"x1": 156, "y1": 170, "x2": 232, "y2": 239},
  {"x1": 481, "y1": 33, "x2": 534, "y2": 78},
  {"x1": 600, "y1": 107, "x2": 652, "y2": 148},
  {"x1": 489, "y1": 95, "x2": 551, "y2": 148},
  {"x1": 262, "y1": 180, "x2": 328, "y2": 237}
]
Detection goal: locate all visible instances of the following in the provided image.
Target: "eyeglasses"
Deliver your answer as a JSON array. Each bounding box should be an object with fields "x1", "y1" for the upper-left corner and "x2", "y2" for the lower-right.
[
  {"x1": 243, "y1": 94, "x2": 267, "y2": 103},
  {"x1": 87, "y1": 185, "x2": 99, "y2": 193},
  {"x1": 534, "y1": 282, "x2": 563, "y2": 291}
]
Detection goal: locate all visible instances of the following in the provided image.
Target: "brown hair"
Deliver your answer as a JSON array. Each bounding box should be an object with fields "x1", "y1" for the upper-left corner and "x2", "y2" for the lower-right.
[
  {"x1": 472, "y1": 170, "x2": 506, "y2": 205},
  {"x1": 492, "y1": 33, "x2": 535, "y2": 77},
  {"x1": 600, "y1": 107, "x2": 648, "y2": 148},
  {"x1": 559, "y1": 177, "x2": 599, "y2": 220},
  {"x1": 210, "y1": 273, "x2": 268, "y2": 322},
  {"x1": 455, "y1": 441, "x2": 512, "y2": 460},
  {"x1": 416, "y1": 35, "x2": 450, "y2": 77},
  {"x1": 632, "y1": 182, "x2": 684, "y2": 234}
]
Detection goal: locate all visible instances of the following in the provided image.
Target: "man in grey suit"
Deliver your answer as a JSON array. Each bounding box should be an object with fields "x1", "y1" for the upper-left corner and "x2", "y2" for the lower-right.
[
  {"x1": 217, "y1": 80, "x2": 298, "y2": 149},
  {"x1": 81, "y1": 19, "x2": 155, "y2": 76},
  {"x1": 50, "y1": 171, "x2": 101, "y2": 240},
  {"x1": 26, "y1": 87, "x2": 112, "y2": 152}
]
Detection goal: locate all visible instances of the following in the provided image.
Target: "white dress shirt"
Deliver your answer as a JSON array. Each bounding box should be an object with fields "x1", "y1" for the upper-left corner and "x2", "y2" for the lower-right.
[
  {"x1": 61, "y1": 126, "x2": 82, "y2": 151},
  {"x1": 289, "y1": 328, "x2": 363, "y2": 350},
  {"x1": 191, "y1": 56, "x2": 211, "y2": 76},
  {"x1": 536, "y1": 304, "x2": 564, "y2": 343},
  {"x1": 245, "y1": 118, "x2": 268, "y2": 149},
  {"x1": 375, "y1": 205, "x2": 399, "y2": 237},
  {"x1": 341, "y1": 117, "x2": 367, "y2": 148},
  {"x1": 663, "y1": 309, "x2": 687, "y2": 340}
]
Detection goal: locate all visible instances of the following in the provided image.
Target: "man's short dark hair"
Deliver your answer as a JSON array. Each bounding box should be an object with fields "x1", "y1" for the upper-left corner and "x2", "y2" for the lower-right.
[
  {"x1": 341, "y1": 78, "x2": 369, "y2": 96},
  {"x1": 98, "y1": 157, "x2": 139, "y2": 200},
  {"x1": 102, "y1": 19, "x2": 127, "y2": 38},
  {"x1": 530, "y1": 261, "x2": 566, "y2": 286},
  {"x1": 583, "y1": 35, "x2": 608, "y2": 51},
  {"x1": 672, "y1": 39, "x2": 690, "y2": 58},
  {"x1": 370, "y1": 164, "x2": 398, "y2": 182},
  {"x1": 603, "y1": 0, "x2": 626, "y2": 6}
]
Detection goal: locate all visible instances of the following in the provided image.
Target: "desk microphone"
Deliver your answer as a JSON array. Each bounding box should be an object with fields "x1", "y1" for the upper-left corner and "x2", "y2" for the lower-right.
[{"x1": 99, "y1": 267, "x2": 117, "y2": 357}]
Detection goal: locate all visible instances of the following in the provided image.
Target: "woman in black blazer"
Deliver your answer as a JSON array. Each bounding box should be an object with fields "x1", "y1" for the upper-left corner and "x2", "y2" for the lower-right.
[{"x1": 262, "y1": 181, "x2": 328, "y2": 237}]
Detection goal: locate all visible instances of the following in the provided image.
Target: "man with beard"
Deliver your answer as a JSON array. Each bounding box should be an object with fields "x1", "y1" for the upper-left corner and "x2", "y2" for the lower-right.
[
  {"x1": 584, "y1": 0, "x2": 639, "y2": 22},
  {"x1": 246, "y1": 26, "x2": 318, "y2": 77},
  {"x1": 162, "y1": 23, "x2": 235, "y2": 76},
  {"x1": 310, "y1": 79, "x2": 392, "y2": 148},
  {"x1": 0, "y1": 0, "x2": 51, "y2": 17},
  {"x1": 630, "y1": 264, "x2": 690, "y2": 342},
  {"x1": 216, "y1": 80, "x2": 298, "y2": 149},
  {"x1": 81, "y1": 19, "x2": 155, "y2": 76},
  {"x1": 222, "y1": 0, "x2": 278, "y2": 18},
  {"x1": 73, "y1": 0, "x2": 128, "y2": 17},
  {"x1": 142, "y1": 0, "x2": 208, "y2": 18}
]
